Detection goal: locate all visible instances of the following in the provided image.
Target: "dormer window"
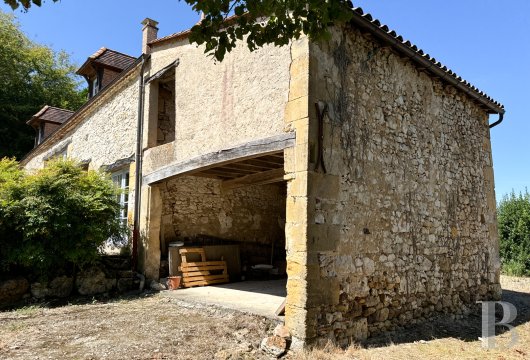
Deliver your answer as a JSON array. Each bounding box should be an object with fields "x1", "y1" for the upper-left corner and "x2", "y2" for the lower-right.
[
  {"x1": 76, "y1": 47, "x2": 136, "y2": 100},
  {"x1": 91, "y1": 76, "x2": 100, "y2": 97},
  {"x1": 38, "y1": 122, "x2": 45, "y2": 144},
  {"x1": 27, "y1": 106, "x2": 74, "y2": 147}
]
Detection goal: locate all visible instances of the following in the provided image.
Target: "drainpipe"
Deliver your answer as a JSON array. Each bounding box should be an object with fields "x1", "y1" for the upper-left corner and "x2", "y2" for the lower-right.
[
  {"x1": 132, "y1": 53, "x2": 150, "y2": 272},
  {"x1": 489, "y1": 113, "x2": 504, "y2": 129}
]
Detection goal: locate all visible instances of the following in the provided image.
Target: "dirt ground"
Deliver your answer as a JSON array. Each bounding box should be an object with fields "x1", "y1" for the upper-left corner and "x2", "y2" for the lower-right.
[{"x1": 0, "y1": 275, "x2": 528, "y2": 360}]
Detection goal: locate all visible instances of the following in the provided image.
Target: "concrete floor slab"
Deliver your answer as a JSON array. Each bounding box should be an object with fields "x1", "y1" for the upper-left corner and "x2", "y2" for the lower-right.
[{"x1": 162, "y1": 279, "x2": 287, "y2": 319}]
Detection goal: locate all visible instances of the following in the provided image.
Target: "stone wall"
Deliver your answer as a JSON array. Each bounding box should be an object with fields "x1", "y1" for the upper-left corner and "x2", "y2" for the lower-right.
[
  {"x1": 302, "y1": 27, "x2": 501, "y2": 345},
  {"x1": 0, "y1": 256, "x2": 141, "y2": 308},
  {"x1": 24, "y1": 75, "x2": 139, "y2": 171},
  {"x1": 159, "y1": 176, "x2": 286, "y2": 262},
  {"x1": 157, "y1": 86, "x2": 175, "y2": 146},
  {"x1": 142, "y1": 38, "x2": 292, "y2": 172}
]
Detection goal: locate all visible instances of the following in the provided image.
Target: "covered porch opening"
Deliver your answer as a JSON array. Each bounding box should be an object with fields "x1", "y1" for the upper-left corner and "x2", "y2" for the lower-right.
[
  {"x1": 158, "y1": 152, "x2": 288, "y2": 284},
  {"x1": 143, "y1": 134, "x2": 295, "y2": 317}
]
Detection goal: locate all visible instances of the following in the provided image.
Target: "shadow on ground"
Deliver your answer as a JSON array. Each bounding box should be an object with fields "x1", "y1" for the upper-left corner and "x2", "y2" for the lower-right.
[{"x1": 364, "y1": 289, "x2": 530, "y2": 347}]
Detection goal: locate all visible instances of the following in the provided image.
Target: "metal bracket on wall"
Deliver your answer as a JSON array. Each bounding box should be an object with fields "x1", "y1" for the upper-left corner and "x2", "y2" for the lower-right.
[{"x1": 315, "y1": 101, "x2": 328, "y2": 174}]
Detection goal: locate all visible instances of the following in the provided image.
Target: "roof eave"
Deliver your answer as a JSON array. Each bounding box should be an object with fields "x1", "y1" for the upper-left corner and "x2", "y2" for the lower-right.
[{"x1": 76, "y1": 59, "x2": 95, "y2": 77}]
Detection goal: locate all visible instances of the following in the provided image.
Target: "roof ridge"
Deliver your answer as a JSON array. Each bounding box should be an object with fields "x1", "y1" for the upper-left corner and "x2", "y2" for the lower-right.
[
  {"x1": 90, "y1": 47, "x2": 108, "y2": 59},
  {"x1": 32, "y1": 105, "x2": 50, "y2": 118},
  {"x1": 104, "y1": 48, "x2": 137, "y2": 59},
  {"x1": 45, "y1": 106, "x2": 75, "y2": 112}
]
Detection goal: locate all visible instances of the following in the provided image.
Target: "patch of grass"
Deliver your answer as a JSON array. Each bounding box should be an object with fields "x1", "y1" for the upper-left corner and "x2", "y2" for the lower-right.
[
  {"x1": 502, "y1": 260, "x2": 530, "y2": 277},
  {"x1": 292, "y1": 341, "x2": 362, "y2": 360},
  {"x1": 12, "y1": 305, "x2": 42, "y2": 316}
]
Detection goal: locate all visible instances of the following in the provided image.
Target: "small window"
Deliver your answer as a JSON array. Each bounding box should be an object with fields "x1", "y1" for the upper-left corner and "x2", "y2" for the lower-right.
[
  {"x1": 112, "y1": 169, "x2": 129, "y2": 228},
  {"x1": 38, "y1": 123, "x2": 45, "y2": 144},
  {"x1": 91, "y1": 76, "x2": 100, "y2": 97}
]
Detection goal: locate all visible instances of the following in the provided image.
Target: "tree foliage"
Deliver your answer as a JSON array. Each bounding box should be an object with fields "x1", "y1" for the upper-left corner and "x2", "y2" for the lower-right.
[
  {"x1": 497, "y1": 190, "x2": 530, "y2": 276},
  {"x1": 0, "y1": 10, "x2": 87, "y2": 159},
  {"x1": 4, "y1": 0, "x2": 354, "y2": 61},
  {"x1": 187, "y1": 0, "x2": 354, "y2": 61},
  {"x1": 0, "y1": 158, "x2": 126, "y2": 277}
]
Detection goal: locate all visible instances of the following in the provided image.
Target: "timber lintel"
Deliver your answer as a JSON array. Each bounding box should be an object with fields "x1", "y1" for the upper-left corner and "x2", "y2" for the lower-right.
[{"x1": 142, "y1": 132, "x2": 295, "y2": 185}]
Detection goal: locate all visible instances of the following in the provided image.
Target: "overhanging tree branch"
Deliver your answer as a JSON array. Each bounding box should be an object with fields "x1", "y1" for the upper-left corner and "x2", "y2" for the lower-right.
[{"x1": 4, "y1": 0, "x2": 354, "y2": 61}]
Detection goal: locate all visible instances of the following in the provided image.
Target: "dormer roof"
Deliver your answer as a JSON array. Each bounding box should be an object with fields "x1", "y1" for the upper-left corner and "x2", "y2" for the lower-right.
[
  {"x1": 26, "y1": 106, "x2": 74, "y2": 128},
  {"x1": 76, "y1": 47, "x2": 136, "y2": 77}
]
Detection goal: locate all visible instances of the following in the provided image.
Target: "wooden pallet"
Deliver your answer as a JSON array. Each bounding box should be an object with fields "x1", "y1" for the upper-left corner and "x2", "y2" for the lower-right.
[{"x1": 179, "y1": 248, "x2": 229, "y2": 287}]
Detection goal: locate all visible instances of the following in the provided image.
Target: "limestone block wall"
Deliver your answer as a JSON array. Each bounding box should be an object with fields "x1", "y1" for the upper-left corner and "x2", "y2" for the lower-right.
[
  {"x1": 24, "y1": 76, "x2": 139, "y2": 171},
  {"x1": 304, "y1": 27, "x2": 501, "y2": 344},
  {"x1": 159, "y1": 176, "x2": 286, "y2": 256},
  {"x1": 144, "y1": 38, "x2": 292, "y2": 167}
]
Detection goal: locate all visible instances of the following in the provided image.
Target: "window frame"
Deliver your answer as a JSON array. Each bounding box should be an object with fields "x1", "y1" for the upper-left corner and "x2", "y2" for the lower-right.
[
  {"x1": 91, "y1": 75, "x2": 100, "y2": 97},
  {"x1": 111, "y1": 168, "x2": 130, "y2": 229}
]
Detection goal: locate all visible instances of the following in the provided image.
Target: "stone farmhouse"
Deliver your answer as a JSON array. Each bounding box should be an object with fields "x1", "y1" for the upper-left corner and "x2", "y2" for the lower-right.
[{"x1": 21, "y1": 7, "x2": 505, "y2": 346}]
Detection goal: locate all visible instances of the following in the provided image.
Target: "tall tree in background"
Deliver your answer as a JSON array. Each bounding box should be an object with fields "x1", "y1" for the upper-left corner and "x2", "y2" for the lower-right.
[
  {"x1": 0, "y1": 11, "x2": 86, "y2": 159},
  {"x1": 498, "y1": 190, "x2": 530, "y2": 276},
  {"x1": 3, "y1": 0, "x2": 354, "y2": 61}
]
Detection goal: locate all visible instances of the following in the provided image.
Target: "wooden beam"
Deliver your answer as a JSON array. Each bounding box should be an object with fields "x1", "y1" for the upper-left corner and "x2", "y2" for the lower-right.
[
  {"x1": 213, "y1": 165, "x2": 258, "y2": 175},
  {"x1": 192, "y1": 172, "x2": 229, "y2": 180},
  {"x1": 221, "y1": 168, "x2": 285, "y2": 191},
  {"x1": 275, "y1": 298, "x2": 286, "y2": 316},
  {"x1": 143, "y1": 133, "x2": 295, "y2": 185},
  {"x1": 200, "y1": 167, "x2": 254, "y2": 176},
  {"x1": 240, "y1": 158, "x2": 285, "y2": 168},
  {"x1": 239, "y1": 158, "x2": 283, "y2": 170},
  {"x1": 198, "y1": 169, "x2": 239, "y2": 178},
  {"x1": 220, "y1": 162, "x2": 278, "y2": 172},
  {"x1": 199, "y1": 169, "x2": 246, "y2": 178},
  {"x1": 260, "y1": 155, "x2": 284, "y2": 163}
]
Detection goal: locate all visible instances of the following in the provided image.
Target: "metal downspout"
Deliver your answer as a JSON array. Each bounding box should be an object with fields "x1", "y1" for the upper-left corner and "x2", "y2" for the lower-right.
[
  {"x1": 132, "y1": 54, "x2": 150, "y2": 271},
  {"x1": 489, "y1": 113, "x2": 504, "y2": 129}
]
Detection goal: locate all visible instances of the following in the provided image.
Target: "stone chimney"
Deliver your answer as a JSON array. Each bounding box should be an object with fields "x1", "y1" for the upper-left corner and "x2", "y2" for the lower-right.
[{"x1": 141, "y1": 18, "x2": 159, "y2": 54}]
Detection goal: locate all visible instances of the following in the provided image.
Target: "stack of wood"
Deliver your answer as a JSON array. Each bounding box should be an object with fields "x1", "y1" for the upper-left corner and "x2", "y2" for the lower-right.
[{"x1": 178, "y1": 248, "x2": 229, "y2": 288}]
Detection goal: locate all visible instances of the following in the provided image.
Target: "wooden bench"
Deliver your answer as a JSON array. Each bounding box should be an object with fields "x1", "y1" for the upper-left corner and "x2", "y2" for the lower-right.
[{"x1": 178, "y1": 248, "x2": 229, "y2": 287}]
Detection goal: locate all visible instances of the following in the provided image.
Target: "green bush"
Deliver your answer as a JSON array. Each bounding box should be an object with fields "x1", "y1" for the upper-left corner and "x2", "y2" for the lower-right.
[
  {"x1": 497, "y1": 190, "x2": 530, "y2": 276},
  {"x1": 0, "y1": 158, "x2": 126, "y2": 277}
]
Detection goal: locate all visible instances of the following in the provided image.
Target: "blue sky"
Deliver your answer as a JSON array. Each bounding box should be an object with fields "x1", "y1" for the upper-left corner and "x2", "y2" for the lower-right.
[{"x1": 1, "y1": 0, "x2": 528, "y2": 201}]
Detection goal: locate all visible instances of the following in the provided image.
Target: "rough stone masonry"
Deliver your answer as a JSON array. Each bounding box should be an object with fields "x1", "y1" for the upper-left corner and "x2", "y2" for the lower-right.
[
  {"x1": 289, "y1": 25, "x2": 502, "y2": 345},
  {"x1": 20, "y1": 11, "x2": 504, "y2": 348}
]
